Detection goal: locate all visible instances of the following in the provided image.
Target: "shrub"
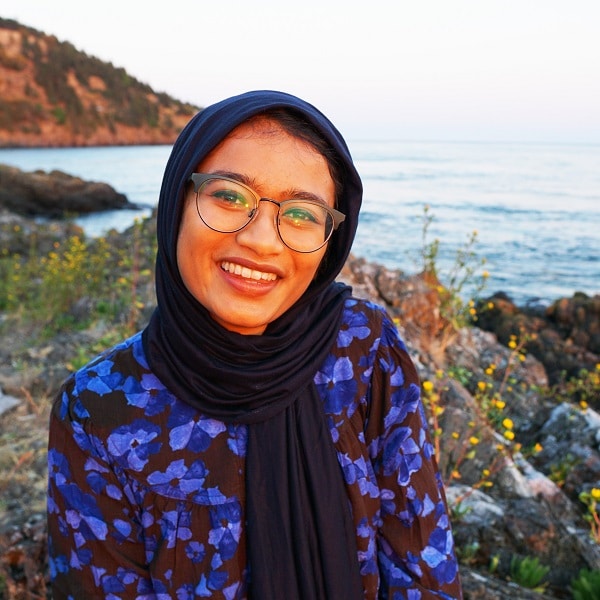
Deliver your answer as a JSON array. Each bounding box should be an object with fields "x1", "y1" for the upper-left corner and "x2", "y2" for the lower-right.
[
  {"x1": 510, "y1": 555, "x2": 550, "y2": 591},
  {"x1": 572, "y1": 568, "x2": 600, "y2": 600}
]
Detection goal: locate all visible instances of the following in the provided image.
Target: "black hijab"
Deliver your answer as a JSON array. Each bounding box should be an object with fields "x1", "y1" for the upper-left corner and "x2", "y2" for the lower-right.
[{"x1": 143, "y1": 90, "x2": 363, "y2": 598}]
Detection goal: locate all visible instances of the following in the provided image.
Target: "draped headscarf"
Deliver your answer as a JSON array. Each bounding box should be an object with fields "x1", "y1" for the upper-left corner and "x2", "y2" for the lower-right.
[{"x1": 143, "y1": 90, "x2": 363, "y2": 598}]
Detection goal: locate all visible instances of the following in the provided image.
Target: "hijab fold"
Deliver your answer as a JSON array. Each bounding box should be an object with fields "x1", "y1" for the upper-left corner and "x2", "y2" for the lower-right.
[{"x1": 143, "y1": 90, "x2": 363, "y2": 598}]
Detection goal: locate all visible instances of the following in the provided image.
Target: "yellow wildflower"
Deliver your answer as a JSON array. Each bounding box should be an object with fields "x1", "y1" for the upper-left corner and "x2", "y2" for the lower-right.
[
  {"x1": 534, "y1": 443, "x2": 543, "y2": 453},
  {"x1": 477, "y1": 381, "x2": 487, "y2": 392},
  {"x1": 451, "y1": 432, "x2": 459, "y2": 439},
  {"x1": 508, "y1": 340, "x2": 517, "y2": 349},
  {"x1": 482, "y1": 270, "x2": 490, "y2": 279},
  {"x1": 591, "y1": 488, "x2": 600, "y2": 501},
  {"x1": 580, "y1": 400, "x2": 589, "y2": 410},
  {"x1": 495, "y1": 400, "x2": 506, "y2": 410},
  {"x1": 422, "y1": 380, "x2": 434, "y2": 393},
  {"x1": 482, "y1": 469, "x2": 490, "y2": 477},
  {"x1": 503, "y1": 430, "x2": 515, "y2": 441},
  {"x1": 469, "y1": 436, "x2": 480, "y2": 446},
  {"x1": 485, "y1": 367, "x2": 494, "y2": 376},
  {"x1": 502, "y1": 418, "x2": 514, "y2": 430}
]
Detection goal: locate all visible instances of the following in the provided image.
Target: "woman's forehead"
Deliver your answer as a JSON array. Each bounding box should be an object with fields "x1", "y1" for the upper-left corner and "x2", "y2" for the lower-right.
[{"x1": 195, "y1": 118, "x2": 327, "y2": 172}]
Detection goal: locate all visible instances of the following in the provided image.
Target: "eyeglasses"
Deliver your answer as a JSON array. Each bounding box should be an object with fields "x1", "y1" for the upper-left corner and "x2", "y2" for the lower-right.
[{"x1": 188, "y1": 173, "x2": 346, "y2": 253}]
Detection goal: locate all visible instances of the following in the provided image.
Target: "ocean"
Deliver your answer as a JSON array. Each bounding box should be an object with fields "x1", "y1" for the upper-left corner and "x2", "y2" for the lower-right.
[{"x1": 1, "y1": 141, "x2": 598, "y2": 306}]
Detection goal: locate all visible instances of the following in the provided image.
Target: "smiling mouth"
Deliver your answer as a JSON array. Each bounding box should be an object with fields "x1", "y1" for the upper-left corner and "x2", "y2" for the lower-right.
[{"x1": 221, "y1": 261, "x2": 278, "y2": 282}]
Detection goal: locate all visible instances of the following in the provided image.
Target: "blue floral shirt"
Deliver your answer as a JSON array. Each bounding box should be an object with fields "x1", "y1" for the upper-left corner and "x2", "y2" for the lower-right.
[{"x1": 47, "y1": 298, "x2": 462, "y2": 599}]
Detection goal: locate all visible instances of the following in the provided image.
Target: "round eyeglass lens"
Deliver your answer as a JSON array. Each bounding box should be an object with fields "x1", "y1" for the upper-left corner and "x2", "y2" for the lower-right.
[
  {"x1": 277, "y1": 201, "x2": 334, "y2": 252},
  {"x1": 196, "y1": 178, "x2": 256, "y2": 232}
]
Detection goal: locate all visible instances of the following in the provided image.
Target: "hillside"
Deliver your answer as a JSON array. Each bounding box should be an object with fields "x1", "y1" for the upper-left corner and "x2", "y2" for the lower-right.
[{"x1": 0, "y1": 18, "x2": 200, "y2": 147}]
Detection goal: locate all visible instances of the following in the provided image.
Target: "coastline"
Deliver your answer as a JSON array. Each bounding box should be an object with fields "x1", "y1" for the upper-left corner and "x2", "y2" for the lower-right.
[{"x1": 2, "y1": 138, "x2": 599, "y2": 305}]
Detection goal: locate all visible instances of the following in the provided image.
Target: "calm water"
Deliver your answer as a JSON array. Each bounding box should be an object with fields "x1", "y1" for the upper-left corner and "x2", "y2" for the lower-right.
[{"x1": 1, "y1": 141, "x2": 598, "y2": 306}]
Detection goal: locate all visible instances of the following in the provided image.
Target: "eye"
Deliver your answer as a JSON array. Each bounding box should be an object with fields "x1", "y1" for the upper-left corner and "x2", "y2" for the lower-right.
[
  {"x1": 280, "y1": 203, "x2": 322, "y2": 226},
  {"x1": 212, "y1": 188, "x2": 251, "y2": 209},
  {"x1": 201, "y1": 179, "x2": 253, "y2": 211}
]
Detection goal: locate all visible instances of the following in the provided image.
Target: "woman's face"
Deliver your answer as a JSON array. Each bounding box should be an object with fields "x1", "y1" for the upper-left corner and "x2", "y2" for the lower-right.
[{"x1": 176, "y1": 118, "x2": 335, "y2": 335}]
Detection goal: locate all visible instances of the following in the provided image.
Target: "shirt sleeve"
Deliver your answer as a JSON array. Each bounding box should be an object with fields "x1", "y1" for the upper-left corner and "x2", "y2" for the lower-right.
[
  {"x1": 365, "y1": 312, "x2": 463, "y2": 599},
  {"x1": 47, "y1": 380, "x2": 153, "y2": 599}
]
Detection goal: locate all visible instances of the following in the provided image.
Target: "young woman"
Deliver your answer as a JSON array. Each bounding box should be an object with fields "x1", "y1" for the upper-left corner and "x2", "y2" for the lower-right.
[{"x1": 47, "y1": 90, "x2": 462, "y2": 599}]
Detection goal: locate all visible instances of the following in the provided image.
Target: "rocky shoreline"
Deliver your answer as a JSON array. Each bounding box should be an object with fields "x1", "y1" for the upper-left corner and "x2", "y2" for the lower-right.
[
  {"x1": 0, "y1": 164, "x2": 140, "y2": 217},
  {"x1": 0, "y1": 201, "x2": 599, "y2": 597}
]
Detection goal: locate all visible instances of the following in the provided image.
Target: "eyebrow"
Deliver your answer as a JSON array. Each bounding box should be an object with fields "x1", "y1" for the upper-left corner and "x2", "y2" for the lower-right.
[{"x1": 207, "y1": 170, "x2": 330, "y2": 206}]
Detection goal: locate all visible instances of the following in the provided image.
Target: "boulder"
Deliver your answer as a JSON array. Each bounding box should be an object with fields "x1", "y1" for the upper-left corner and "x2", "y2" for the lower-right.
[
  {"x1": 0, "y1": 164, "x2": 138, "y2": 217},
  {"x1": 477, "y1": 292, "x2": 600, "y2": 387}
]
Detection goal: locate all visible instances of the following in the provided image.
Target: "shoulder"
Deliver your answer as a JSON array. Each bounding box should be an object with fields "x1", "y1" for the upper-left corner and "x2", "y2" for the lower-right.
[
  {"x1": 338, "y1": 297, "x2": 408, "y2": 354},
  {"x1": 54, "y1": 331, "x2": 175, "y2": 427},
  {"x1": 336, "y1": 297, "x2": 419, "y2": 390}
]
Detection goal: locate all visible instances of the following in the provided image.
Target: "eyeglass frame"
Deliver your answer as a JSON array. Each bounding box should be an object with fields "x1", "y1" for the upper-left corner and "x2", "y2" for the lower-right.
[{"x1": 188, "y1": 172, "x2": 346, "y2": 253}]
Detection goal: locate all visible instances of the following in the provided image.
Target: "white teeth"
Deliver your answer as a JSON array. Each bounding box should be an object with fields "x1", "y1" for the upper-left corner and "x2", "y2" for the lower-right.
[{"x1": 221, "y1": 261, "x2": 277, "y2": 282}]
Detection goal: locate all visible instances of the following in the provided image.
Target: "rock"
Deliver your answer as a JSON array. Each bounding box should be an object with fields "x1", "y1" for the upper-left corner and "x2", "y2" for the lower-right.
[
  {"x1": 0, "y1": 163, "x2": 139, "y2": 217},
  {"x1": 477, "y1": 291, "x2": 600, "y2": 387},
  {"x1": 0, "y1": 389, "x2": 19, "y2": 416},
  {"x1": 459, "y1": 567, "x2": 558, "y2": 599},
  {"x1": 0, "y1": 210, "x2": 85, "y2": 255}
]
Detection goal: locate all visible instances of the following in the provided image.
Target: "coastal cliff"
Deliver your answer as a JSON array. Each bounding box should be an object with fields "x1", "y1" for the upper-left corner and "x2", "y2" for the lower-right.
[{"x1": 0, "y1": 18, "x2": 199, "y2": 148}]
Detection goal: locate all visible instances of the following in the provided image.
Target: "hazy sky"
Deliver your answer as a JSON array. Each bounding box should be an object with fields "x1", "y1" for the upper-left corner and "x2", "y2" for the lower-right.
[{"x1": 3, "y1": 0, "x2": 599, "y2": 143}]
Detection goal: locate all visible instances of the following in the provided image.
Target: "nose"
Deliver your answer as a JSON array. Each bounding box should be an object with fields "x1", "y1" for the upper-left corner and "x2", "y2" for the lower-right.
[{"x1": 235, "y1": 200, "x2": 284, "y2": 254}]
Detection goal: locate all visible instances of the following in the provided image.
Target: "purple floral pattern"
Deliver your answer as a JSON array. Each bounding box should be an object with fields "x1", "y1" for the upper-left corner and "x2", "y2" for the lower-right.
[{"x1": 48, "y1": 299, "x2": 461, "y2": 599}]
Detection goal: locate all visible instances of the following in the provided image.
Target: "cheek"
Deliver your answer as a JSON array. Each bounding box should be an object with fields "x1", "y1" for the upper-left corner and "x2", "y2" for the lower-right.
[
  {"x1": 295, "y1": 249, "x2": 329, "y2": 291},
  {"x1": 176, "y1": 204, "x2": 203, "y2": 278}
]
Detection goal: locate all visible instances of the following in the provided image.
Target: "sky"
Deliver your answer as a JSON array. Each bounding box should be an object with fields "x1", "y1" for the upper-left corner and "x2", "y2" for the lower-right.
[{"x1": 3, "y1": 0, "x2": 600, "y2": 143}]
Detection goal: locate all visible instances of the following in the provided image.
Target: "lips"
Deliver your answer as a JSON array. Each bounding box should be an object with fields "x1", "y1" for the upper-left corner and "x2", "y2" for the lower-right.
[{"x1": 221, "y1": 261, "x2": 278, "y2": 282}]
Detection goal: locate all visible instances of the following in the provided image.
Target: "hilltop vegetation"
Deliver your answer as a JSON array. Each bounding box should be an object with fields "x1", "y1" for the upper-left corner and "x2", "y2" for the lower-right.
[{"x1": 0, "y1": 17, "x2": 200, "y2": 147}]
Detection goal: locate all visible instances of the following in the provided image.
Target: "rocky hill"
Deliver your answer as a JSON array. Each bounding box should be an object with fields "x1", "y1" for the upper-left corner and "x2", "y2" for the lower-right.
[{"x1": 0, "y1": 17, "x2": 200, "y2": 147}]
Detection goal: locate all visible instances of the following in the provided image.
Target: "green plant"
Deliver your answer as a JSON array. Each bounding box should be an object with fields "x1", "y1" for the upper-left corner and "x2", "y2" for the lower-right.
[
  {"x1": 548, "y1": 365, "x2": 600, "y2": 407},
  {"x1": 510, "y1": 555, "x2": 550, "y2": 591},
  {"x1": 418, "y1": 204, "x2": 488, "y2": 332},
  {"x1": 455, "y1": 541, "x2": 479, "y2": 565},
  {"x1": 571, "y1": 568, "x2": 600, "y2": 600},
  {"x1": 446, "y1": 365, "x2": 472, "y2": 387},
  {"x1": 0, "y1": 217, "x2": 156, "y2": 339},
  {"x1": 51, "y1": 105, "x2": 67, "y2": 124},
  {"x1": 548, "y1": 453, "x2": 580, "y2": 488},
  {"x1": 579, "y1": 488, "x2": 600, "y2": 543}
]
